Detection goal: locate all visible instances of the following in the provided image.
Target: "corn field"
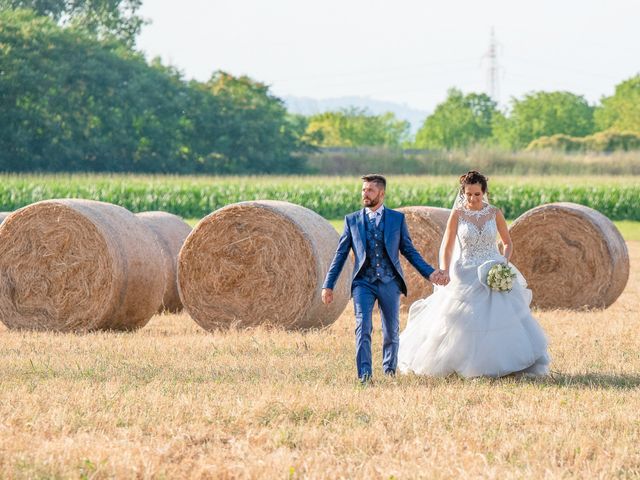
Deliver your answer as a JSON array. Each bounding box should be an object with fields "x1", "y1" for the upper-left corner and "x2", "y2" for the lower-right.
[{"x1": 0, "y1": 174, "x2": 638, "y2": 220}]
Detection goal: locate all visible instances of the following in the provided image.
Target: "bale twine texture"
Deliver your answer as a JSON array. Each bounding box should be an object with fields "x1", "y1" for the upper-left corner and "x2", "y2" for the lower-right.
[
  {"x1": 0, "y1": 199, "x2": 166, "y2": 331},
  {"x1": 397, "y1": 206, "x2": 450, "y2": 308},
  {"x1": 178, "y1": 200, "x2": 352, "y2": 331},
  {"x1": 510, "y1": 202, "x2": 629, "y2": 309},
  {"x1": 136, "y1": 211, "x2": 192, "y2": 313}
]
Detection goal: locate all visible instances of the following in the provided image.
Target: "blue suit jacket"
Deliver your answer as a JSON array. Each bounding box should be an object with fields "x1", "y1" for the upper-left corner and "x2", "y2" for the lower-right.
[{"x1": 322, "y1": 207, "x2": 435, "y2": 296}]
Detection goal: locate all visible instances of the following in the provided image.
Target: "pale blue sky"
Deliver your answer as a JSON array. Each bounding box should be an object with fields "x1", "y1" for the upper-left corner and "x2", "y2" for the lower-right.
[{"x1": 137, "y1": 0, "x2": 640, "y2": 112}]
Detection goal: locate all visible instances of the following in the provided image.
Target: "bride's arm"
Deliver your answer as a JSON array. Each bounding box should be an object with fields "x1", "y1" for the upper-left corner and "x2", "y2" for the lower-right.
[
  {"x1": 496, "y1": 209, "x2": 513, "y2": 261},
  {"x1": 440, "y1": 210, "x2": 459, "y2": 274}
]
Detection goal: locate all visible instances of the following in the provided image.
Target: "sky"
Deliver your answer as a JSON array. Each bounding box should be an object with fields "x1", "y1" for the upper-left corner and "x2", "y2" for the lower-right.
[{"x1": 136, "y1": 0, "x2": 640, "y2": 112}]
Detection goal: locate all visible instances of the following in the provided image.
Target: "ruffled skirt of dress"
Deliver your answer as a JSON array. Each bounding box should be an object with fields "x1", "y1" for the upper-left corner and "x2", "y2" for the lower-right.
[{"x1": 398, "y1": 256, "x2": 550, "y2": 378}]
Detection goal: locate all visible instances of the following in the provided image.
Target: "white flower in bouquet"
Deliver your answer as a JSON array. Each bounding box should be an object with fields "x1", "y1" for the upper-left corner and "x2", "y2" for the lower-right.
[{"x1": 486, "y1": 263, "x2": 517, "y2": 292}]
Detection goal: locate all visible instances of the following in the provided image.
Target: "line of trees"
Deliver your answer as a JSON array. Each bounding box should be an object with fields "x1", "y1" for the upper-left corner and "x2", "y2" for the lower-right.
[
  {"x1": 413, "y1": 86, "x2": 640, "y2": 151},
  {"x1": 1, "y1": 1, "x2": 640, "y2": 174},
  {"x1": 305, "y1": 107, "x2": 411, "y2": 148},
  {"x1": 0, "y1": 8, "x2": 311, "y2": 173},
  {"x1": 309, "y1": 84, "x2": 640, "y2": 152}
]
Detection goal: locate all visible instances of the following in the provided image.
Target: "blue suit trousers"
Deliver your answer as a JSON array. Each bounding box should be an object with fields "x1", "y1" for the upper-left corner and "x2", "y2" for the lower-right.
[{"x1": 352, "y1": 278, "x2": 402, "y2": 379}]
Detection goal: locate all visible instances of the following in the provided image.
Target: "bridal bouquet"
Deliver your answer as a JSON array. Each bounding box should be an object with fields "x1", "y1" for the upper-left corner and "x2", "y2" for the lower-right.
[{"x1": 486, "y1": 263, "x2": 517, "y2": 292}]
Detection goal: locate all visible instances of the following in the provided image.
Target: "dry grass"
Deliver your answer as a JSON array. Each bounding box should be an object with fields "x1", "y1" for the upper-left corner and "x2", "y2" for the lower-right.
[{"x1": 0, "y1": 243, "x2": 639, "y2": 478}]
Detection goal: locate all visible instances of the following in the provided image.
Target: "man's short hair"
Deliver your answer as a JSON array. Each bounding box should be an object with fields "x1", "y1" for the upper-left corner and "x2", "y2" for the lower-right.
[{"x1": 361, "y1": 174, "x2": 386, "y2": 191}]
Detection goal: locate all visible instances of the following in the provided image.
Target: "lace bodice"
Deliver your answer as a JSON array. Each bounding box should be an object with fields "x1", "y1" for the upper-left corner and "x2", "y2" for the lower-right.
[{"x1": 456, "y1": 204, "x2": 501, "y2": 265}]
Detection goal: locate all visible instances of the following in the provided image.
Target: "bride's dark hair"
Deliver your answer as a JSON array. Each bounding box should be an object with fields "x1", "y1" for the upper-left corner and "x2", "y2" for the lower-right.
[{"x1": 459, "y1": 170, "x2": 489, "y2": 194}]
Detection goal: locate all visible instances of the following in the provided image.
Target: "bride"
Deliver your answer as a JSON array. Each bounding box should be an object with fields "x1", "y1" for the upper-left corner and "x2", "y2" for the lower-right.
[{"x1": 398, "y1": 171, "x2": 550, "y2": 378}]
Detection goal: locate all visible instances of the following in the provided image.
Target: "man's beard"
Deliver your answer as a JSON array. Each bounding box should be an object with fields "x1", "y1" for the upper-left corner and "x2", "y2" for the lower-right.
[{"x1": 363, "y1": 196, "x2": 380, "y2": 208}]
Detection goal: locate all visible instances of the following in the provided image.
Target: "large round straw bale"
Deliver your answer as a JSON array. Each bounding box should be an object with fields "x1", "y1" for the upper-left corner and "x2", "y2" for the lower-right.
[
  {"x1": 136, "y1": 211, "x2": 192, "y2": 313},
  {"x1": 178, "y1": 200, "x2": 352, "y2": 331},
  {"x1": 396, "y1": 206, "x2": 450, "y2": 308},
  {"x1": 0, "y1": 199, "x2": 165, "y2": 331},
  {"x1": 510, "y1": 202, "x2": 629, "y2": 309}
]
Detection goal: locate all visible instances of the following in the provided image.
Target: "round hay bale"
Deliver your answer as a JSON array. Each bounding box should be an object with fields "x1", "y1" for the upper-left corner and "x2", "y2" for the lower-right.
[
  {"x1": 136, "y1": 211, "x2": 192, "y2": 313},
  {"x1": 510, "y1": 202, "x2": 629, "y2": 309},
  {"x1": 178, "y1": 200, "x2": 352, "y2": 331},
  {"x1": 0, "y1": 212, "x2": 11, "y2": 224},
  {"x1": 397, "y1": 206, "x2": 450, "y2": 308},
  {"x1": 0, "y1": 199, "x2": 166, "y2": 332}
]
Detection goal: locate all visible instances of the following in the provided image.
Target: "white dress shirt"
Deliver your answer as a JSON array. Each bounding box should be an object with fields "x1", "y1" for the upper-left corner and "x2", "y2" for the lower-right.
[{"x1": 365, "y1": 204, "x2": 384, "y2": 227}]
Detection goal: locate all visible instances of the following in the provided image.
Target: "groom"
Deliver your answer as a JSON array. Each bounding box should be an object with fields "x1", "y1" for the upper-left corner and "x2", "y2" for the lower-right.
[{"x1": 322, "y1": 174, "x2": 445, "y2": 382}]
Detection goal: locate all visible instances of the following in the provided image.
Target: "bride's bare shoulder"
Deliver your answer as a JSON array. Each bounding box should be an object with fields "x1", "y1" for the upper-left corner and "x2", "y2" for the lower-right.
[{"x1": 448, "y1": 208, "x2": 461, "y2": 225}]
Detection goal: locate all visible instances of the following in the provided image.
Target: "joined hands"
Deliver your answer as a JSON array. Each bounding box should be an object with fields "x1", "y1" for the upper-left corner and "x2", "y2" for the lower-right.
[{"x1": 429, "y1": 269, "x2": 450, "y2": 286}]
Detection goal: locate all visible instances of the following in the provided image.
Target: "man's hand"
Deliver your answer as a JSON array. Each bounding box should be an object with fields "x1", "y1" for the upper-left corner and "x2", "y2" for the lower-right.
[{"x1": 322, "y1": 288, "x2": 334, "y2": 305}]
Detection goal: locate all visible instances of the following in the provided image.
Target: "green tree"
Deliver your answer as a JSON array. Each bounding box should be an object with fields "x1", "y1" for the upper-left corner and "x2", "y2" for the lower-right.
[
  {"x1": 0, "y1": 10, "x2": 190, "y2": 172},
  {"x1": 306, "y1": 107, "x2": 410, "y2": 147},
  {"x1": 193, "y1": 71, "x2": 309, "y2": 173},
  {"x1": 0, "y1": 10, "x2": 310, "y2": 173},
  {"x1": 414, "y1": 88, "x2": 499, "y2": 149},
  {"x1": 0, "y1": 0, "x2": 144, "y2": 46},
  {"x1": 594, "y1": 75, "x2": 640, "y2": 133},
  {"x1": 493, "y1": 91, "x2": 595, "y2": 149}
]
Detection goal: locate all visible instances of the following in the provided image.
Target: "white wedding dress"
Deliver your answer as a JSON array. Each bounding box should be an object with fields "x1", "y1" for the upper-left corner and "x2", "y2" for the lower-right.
[{"x1": 398, "y1": 203, "x2": 550, "y2": 378}]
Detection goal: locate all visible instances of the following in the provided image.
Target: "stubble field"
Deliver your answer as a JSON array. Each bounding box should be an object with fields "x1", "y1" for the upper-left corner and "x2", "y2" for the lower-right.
[{"x1": 0, "y1": 239, "x2": 638, "y2": 478}]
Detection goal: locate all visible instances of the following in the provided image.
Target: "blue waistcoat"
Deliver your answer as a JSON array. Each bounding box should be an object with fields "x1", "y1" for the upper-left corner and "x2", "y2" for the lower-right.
[{"x1": 356, "y1": 214, "x2": 397, "y2": 284}]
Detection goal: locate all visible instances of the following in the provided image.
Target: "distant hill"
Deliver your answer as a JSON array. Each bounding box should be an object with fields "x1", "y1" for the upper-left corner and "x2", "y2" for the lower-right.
[{"x1": 283, "y1": 95, "x2": 429, "y2": 134}]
